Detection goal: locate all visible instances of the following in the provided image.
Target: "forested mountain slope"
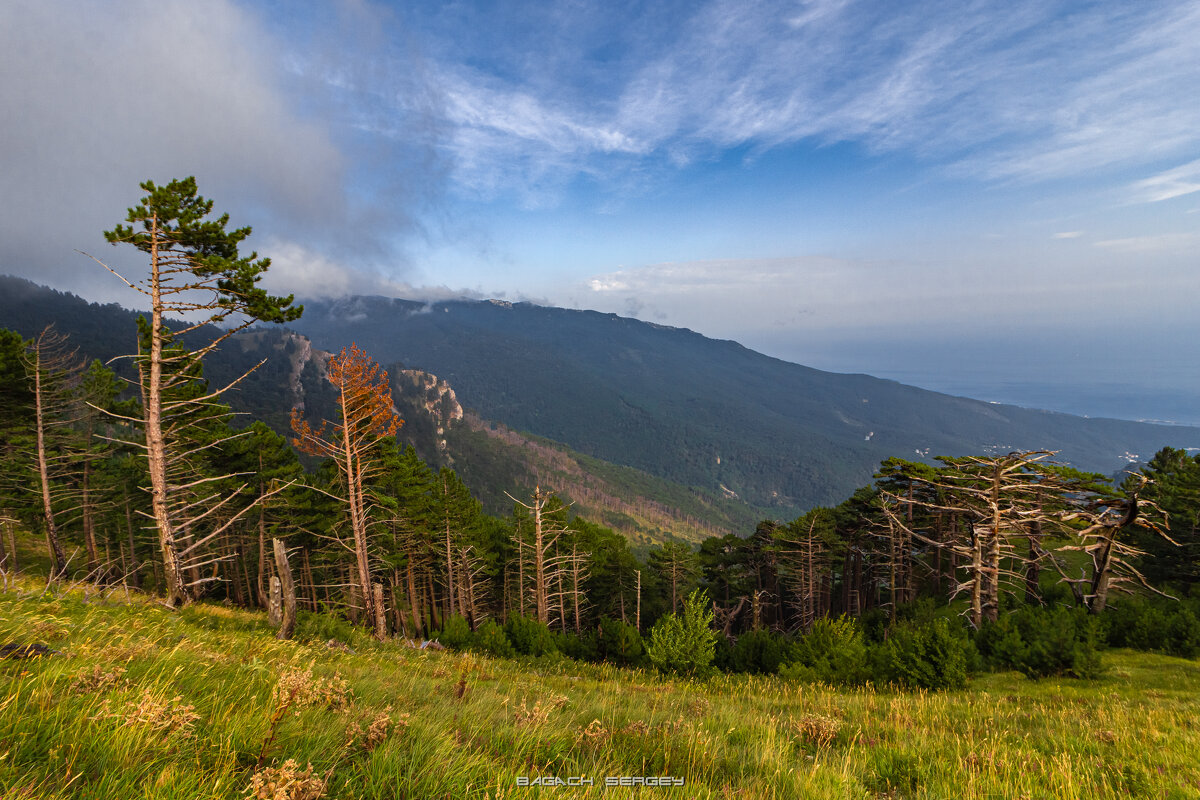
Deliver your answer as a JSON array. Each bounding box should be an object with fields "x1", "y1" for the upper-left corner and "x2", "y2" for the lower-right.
[
  {"x1": 0, "y1": 276, "x2": 757, "y2": 542},
  {"x1": 4, "y1": 276, "x2": 1197, "y2": 519},
  {"x1": 288, "y1": 294, "x2": 1200, "y2": 516}
]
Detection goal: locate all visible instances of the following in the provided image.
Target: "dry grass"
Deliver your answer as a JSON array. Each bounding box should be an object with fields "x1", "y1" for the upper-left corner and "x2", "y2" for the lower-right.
[{"x1": 244, "y1": 760, "x2": 326, "y2": 800}]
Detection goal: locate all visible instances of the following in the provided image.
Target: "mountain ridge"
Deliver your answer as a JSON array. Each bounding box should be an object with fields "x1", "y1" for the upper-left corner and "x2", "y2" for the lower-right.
[
  {"x1": 3, "y1": 275, "x2": 1197, "y2": 522},
  {"x1": 284, "y1": 292, "x2": 1200, "y2": 516}
]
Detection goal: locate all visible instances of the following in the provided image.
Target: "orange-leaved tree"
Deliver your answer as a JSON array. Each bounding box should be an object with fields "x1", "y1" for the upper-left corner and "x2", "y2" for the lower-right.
[{"x1": 291, "y1": 344, "x2": 401, "y2": 632}]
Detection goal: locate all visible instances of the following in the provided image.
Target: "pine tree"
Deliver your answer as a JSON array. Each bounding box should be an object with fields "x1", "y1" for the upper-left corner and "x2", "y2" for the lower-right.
[{"x1": 94, "y1": 177, "x2": 301, "y2": 606}]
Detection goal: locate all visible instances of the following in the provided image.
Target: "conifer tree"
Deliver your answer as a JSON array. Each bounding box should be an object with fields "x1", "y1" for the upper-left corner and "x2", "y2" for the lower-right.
[{"x1": 94, "y1": 177, "x2": 301, "y2": 606}]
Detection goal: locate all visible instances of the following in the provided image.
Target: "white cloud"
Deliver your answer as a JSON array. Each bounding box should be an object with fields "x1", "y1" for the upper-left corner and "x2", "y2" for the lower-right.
[
  {"x1": 1053, "y1": 231, "x2": 1083, "y2": 239},
  {"x1": 0, "y1": 0, "x2": 457, "y2": 304},
  {"x1": 263, "y1": 239, "x2": 485, "y2": 303},
  {"x1": 0, "y1": 0, "x2": 344, "y2": 298}
]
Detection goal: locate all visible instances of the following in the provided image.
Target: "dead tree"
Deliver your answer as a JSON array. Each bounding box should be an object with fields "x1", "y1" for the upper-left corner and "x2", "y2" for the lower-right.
[
  {"x1": 291, "y1": 344, "x2": 401, "y2": 636},
  {"x1": 881, "y1": 451, "x2": 1095, "y2": 627},
  {"x1": 23, "y1": 326, "x2": 86, "y2": 579},
  {"x1": 776, "y1": 514, "x2": 831, "y2": 632},
  {"x1": 1052, "y1": 482, "x2": 1175, "y2": 613},
  {"x1": 508, "y1": 487, "x2": 574, "y2": 625},
  {"x1": 273, "y1": 538, "x2": 297, "y2": 639}
]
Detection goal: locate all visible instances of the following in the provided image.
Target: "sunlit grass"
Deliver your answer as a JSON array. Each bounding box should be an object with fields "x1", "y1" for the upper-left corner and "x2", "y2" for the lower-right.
[{"x1": 2, "y1": 574, "x2": 1199, "y2": 799}]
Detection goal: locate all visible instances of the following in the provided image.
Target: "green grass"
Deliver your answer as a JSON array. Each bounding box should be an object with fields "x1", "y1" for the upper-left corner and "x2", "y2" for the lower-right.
[{"x1": 2, "y1": 576, "x2": 1200, "y2": 799}]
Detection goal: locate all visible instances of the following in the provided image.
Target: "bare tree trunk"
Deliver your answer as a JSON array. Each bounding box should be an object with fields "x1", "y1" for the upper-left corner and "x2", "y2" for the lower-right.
[
  {"x1": 406, "y1": 560, "x2": 422, "y2": 637},
  {"x1": 81, "y1": 459, "x2": 98, "y2": 573},
  {"x1": 32, "y1": 345, "x2": 67, "y2": 579},
  {"x1": 303, "y1": 548, "x2": 317, "y2": 611},
  {"x1": 257, "y1": 497, "x2": 268, "y2": 608},
  {"x1": 517, "y1": 538, "x2": 526, "y2": 617},
  {"x1": 273, "y1": 538, "x2": 296, "y2": 640},
  {"x1": 123, "y1": 494, "x2": 140, "y2": 589},
  {"x1": 144, "y1": 218, "x2": 187, "y2": 607},
  {"x1": 534, "y1": 487, "x2": 547, "y2": 624},
  {"x1": 970, "y1": 528, "x2": 983, "y2": 628},
  {"x1": 4, "y1": 520, "x2": 15, "y2": 573},
  {"x1": 239, "y1": 546, "x2": 254, "y2": 608},
  {"x1": 373, "y1": 582, "x2": 387, "y2": 640},
  {"x1": 636, "y1": 569, "x2": 641, "y2": 632},
  {"x1": 396, "y1": 575, "x2": 415, "y2": 638},
  {"x1": 228, "y1": 543, "x2": 245, "y2": 606},
  {"x1": 268, "y1": 576, "x2": 282, "y2": 628},
  {"x1": 443, "y1": 473, "x2": 456, "y2": 618},
  {"x1": 339, "y1": 385, "x2": 376, "y2": 628}
]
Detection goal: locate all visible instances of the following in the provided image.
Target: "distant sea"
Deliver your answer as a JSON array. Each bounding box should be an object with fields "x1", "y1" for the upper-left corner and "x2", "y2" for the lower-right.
[
  {"x1": 865, "y1": 374, "x2": 1200, "y2": 428},
  {"x1": 749, "y1": 332, "x2": 1200, "y2": 428}
]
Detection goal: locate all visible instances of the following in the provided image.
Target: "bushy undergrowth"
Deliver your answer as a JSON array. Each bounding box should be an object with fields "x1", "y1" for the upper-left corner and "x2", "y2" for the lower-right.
[
  {"x1": 470, "y1": 619, "x2": 515, "y2": 658},
  {"x1": 722, "y1": 628, "x2": 789, "y2": 674},
  {"x1": 504, "y1": 614, "x2": 558, "y2": 656},
  {"x1": 975, "y1": 606, "x2": 1103, "y2": 678},
  {"x1": 1103, "y1": 596, "x2": 1200, "y2": 658},
  {"x1": 385, "y1": 595, "x2": 1196, "y2": 692},
  {"x1": 779, "y1": 616, "x2": 871, "y2": 686},
  {"x1": 293, "y1": 609, "x2": 368, "y2": 648},
  {"x1": 597, "y1": 616, "x2": 646, "y2": 666},
  {"x1": 435, "y1": 614, "x2": 473, "y2": 650},
  {"x1": 875, "y1": 617, "x2": 975, "y2": 690}
]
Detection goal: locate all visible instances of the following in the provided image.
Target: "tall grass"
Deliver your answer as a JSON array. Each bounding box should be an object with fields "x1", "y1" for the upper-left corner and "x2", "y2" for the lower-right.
[{"x1": 2, "y1": 575, "x2": 1199, "y2": 799}]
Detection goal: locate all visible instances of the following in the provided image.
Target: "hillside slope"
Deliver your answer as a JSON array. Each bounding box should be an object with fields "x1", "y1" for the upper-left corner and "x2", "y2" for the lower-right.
[
  {"x1": 0, "y1": 277, "x2": 759, "y2": 541},
  {"x1": 288, "y1": 294, "x2": 1200, "y2": 515}
]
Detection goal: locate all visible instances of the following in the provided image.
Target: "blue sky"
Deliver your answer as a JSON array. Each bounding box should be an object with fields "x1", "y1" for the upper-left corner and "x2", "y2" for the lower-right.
[{"x1": 1, "y1": 0, "x2": 1198, "y2": 420}]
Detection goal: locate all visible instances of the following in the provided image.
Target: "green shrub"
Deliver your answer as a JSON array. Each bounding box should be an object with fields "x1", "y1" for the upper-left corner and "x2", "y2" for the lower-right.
[
  {"x1": 293, "y1": 610, "x2": 365, "y2": 648},
  {"x1": 1105, "y1": 597, "x2": 1200, "y2": 658},
  {"x1": 976, "y1": 606, "x2": 1103, "y2": 679},
  {"x1": 1166, "y1": 607, "x2": 1200, "y2": 658},
  {"x1": 646, "y1": 589, "x2": 718, "y2": 677},
  {"x1": 780, "y1": 616, "x2": 870, "y2": 686},
  {"x1": 436, "y1": 614, "x2": 473, "y2": 650},
  {"x1": 471, "y1": 620, "x2": 514, "y2": 658},
  {"x1": 555, "y1": 629, "x2": 600, "y2": 662},
  {"x1": 712, "y1": 634, "x2": 735, "y2": 672},
  {"x1": 726, "y1": 628, "x2": 789, "y2": 674},
  {"x1": 876, "y1": 617, "x2": 973, "y2": 690},
  {"x1": 504, "y1": 615, "x2": 557, "y2": 657},
  {"x1": 598, "y1": 617, "x2": 646, "y2": 666}
]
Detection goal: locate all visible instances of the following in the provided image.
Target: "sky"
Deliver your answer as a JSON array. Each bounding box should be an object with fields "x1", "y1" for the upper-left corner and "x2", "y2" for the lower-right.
[{"x1": 1, "y1": 0, "x2": 1198, "y2": 422}]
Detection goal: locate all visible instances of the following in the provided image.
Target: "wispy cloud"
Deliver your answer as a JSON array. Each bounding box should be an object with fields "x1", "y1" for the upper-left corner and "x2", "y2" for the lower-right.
[
  {"x1": 1130, "y1": 158, "x2": 1200, "y2": 203},
  {"x1": 1094, "y1": 233, "x2": 1199, "y2": 253},
  {"x1": 1053, "y1": 231, "x2": 1084, "y2": 239},
  {"x1": 412, "y1": 0, "x2": 1200, "y2": 198}
]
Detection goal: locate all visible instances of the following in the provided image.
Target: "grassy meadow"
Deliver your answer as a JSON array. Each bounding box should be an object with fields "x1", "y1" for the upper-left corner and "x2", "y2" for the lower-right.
[{"x1": 2, "y1": 575, "x2": 1200, "y2": 800}]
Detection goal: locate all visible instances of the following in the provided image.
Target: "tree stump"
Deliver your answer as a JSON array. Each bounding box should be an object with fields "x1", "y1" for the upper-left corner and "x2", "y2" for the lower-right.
[{"x1": 273, "y1": 538, "x2": 297, "y2": 640}]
